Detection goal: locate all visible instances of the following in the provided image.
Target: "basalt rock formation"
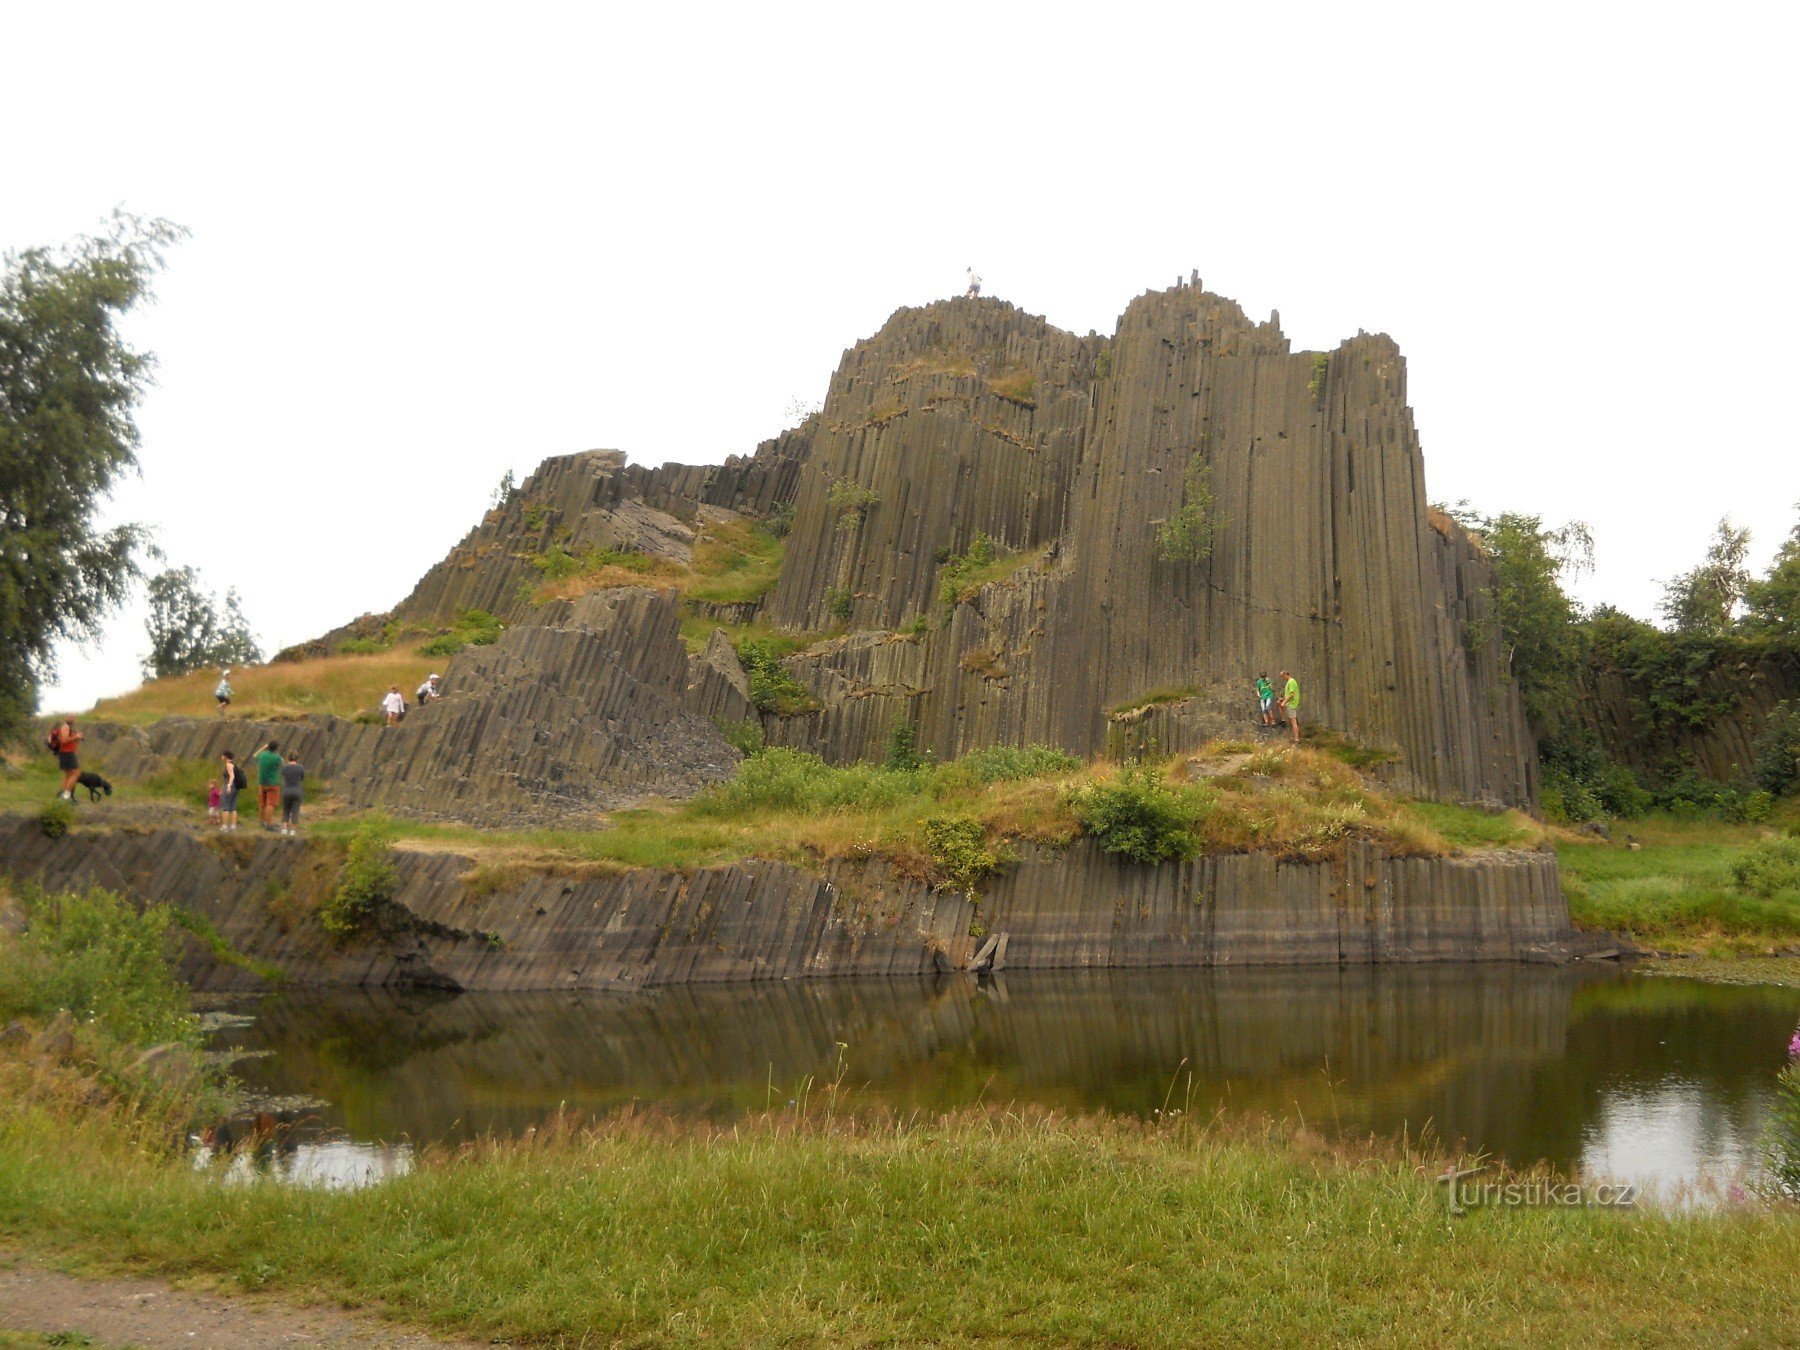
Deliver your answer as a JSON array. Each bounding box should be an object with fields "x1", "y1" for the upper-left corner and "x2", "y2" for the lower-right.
[
  {"x1": 0, "y1": 817, "x2": 1572, "y2": 991},
  {"x1": 256, "y1": 282, "x2": 1533, "y2": 824}
]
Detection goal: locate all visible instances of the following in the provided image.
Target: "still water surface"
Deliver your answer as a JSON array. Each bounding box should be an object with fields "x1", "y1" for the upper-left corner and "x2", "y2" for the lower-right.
[{"x1": 216, "y1": 964, "x2": 1800, "y2": 1198}]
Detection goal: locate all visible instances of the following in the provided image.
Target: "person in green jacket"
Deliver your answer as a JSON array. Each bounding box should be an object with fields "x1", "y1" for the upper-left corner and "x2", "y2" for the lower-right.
[
  {"x1": 253, "y1": 740, "x2": 285, "y2": 830},
  {"x1": 1278, "y1": 670, "x2": 1301, "y2": 745},
  {"x1": 1255, "y1": 674, "x2": 1275, "y2": 728}
]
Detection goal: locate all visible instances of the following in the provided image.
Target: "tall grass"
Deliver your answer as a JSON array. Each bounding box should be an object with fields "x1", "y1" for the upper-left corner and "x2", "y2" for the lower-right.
[
  {"x1": 82, "y1": 650, "x2": 433, "y2": 726},
  {"x1": 0, "y1": 1092, "x2": 1797, "y2": 1345}
]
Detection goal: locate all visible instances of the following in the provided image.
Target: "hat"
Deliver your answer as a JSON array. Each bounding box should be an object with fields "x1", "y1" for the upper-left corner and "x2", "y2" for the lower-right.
[{"x1": 429, "y1": 673, "x2": 440, "y2": 680}]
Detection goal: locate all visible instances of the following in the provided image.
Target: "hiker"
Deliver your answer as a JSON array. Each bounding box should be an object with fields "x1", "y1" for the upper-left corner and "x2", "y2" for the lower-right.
[
  {"x1": 48, "y1": 717, "x2": 83, "y2": 800},
  {"x1": 215, "y1": 669, "x2": 233, "y2": 715},
  {"x1": 279, "y1": 751, "x2": 305, "y2": 836},
  {"x1": 254, "y1": 740, "x2": 284, "y2": 829},
  {"x1": 381, "y1": 685, "x2": 406, "y2": 725},
  {"x1": 1278, "y1": 669, "x2": 1302, "y2": 745},
  {"x1": 964, "y1": 267, "x2": 982, "y2": 298},
  {"x1": 416, "y1": 673, "x2": 441, "y2": 705},
  {"x1": 206, "y1": 779, "x2": 222, "y2": 827},
  {"x1": 1255, "y1": 673, "x2": 1276, "y2": 728},
  {"x1": 219, "y1": 751, "x2": 245, "y2": 830}
]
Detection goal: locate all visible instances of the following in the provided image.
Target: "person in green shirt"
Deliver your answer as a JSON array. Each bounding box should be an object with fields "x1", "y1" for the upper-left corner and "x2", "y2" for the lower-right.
[
  {"x1": 253, "y1": 740, "x2": 285, "y2": 830},
  {"x1": 1255, "y1": 674, "x2": 1275, "y2": 728},
  {"x1": 1278, "y1": 671, "x2": 1301, "y2": 745}
]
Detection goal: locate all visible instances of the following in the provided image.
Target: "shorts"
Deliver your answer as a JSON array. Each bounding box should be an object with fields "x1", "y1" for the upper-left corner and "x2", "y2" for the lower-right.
[
  {"x1": 57, "y1": 751, "x2": 78, "y2": 772},
  {"x1": 220, "y1": 788, "x2": 240, "y2": 812},
  {"x1": 216, "y1": 695, "x2": 230, "y2": 706},
  {"x1": 281, "y1": 794, "x2": 302, "y2": 825},
  {"x1": 259, "y1": 785, "x2": 280, "y2": 812},
  {"x1": 1258, "y1": 697, "x2": 1272, "y2": 714}
]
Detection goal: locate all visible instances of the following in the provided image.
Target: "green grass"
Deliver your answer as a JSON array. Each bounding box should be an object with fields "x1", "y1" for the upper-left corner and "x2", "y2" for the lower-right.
[
  {"x1": 1558, "y1": 816, "x2": 1800, "y2": 953},
  {"x1": 1, "y1": 1083, "x2": 1797, "y2": 1347},
  {"x1": 685, "y1": 519, "x2": 786, "y2": 607},
  {"x1": 1108, "y1": 686, "x2": 1198, "y2": 716},
  {"x1": 76, "y1": 650, "x2": 435, "y2": 726},
  {"x1": 1406, "y1": 800, "x2": 1545, "y2": 850}
]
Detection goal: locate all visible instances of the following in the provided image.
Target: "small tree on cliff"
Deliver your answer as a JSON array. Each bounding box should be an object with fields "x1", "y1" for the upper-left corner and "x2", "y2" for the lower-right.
[
  {"x1": 0, "y1": 212, "x2": 184, "y2": 736},
  {"x1": 142, "y1": 565, "x2": 262, "y2": 679},
  {"x1": 1660, "y1": 517, "x2": 1752, "y2": 637}
]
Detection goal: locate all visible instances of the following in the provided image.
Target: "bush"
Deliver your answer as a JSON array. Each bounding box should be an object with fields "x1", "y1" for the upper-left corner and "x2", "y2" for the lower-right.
[
  {"x1": 692, "y1": 748, "x2": 922, "y2": 817},
  {"x1": 37, "y1": 800, "x2": 75, "y2": 838},
  {"x1": 323, "y1": 822, "x2": 397, "y2": 938},
  {"x1": 922, "y1": 816, "x2": 1015, "y2": 894},
  {"x1": 718, "y1": 719, "x2": 765, "y2": 758},
  {"x1": 938, "y1": 534, "x2": 997, "y2": 616},
  {"x1": 1768, "y1": 1062, "x2": 1800, "y2": 1201},
  {"x1": 825, "y1": 587, "x2": 854, "y2": 622},
  {"x1": 1755, "y1": 702, "x2": 1800, "y2": 798},
  {"x1": 0, "y1": 887, "x2": 196, "y2": 1047},
  {"x1": 735, "y1": 638, "x2": 816, "y2": 717},
  {"x1": 421, "y1": 608, "x2": 503, "y2": 658},
  {"x1": 886, "y1": 723, "x2": 923, "y2": 772},
  {"x1": 1730, "y1": 836, "x2": 1800, "y2": 901},
  {"x1": 947, "y1": 744, "x2": 1079, "y2": 785},
  {"x1": 1067, "y1": 763, "x2": 1202, "y2": 865}
]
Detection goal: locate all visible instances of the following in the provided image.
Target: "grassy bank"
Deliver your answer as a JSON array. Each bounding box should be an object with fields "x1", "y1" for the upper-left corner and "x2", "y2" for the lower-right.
[
  {"x1": 76, "y1": 650, "x2": 431, "y2": 727},
  {"x1": 2, "y1": 1076, "x2": 1798, "y2": 1346},
  {"x1": 1559, "y1": 814, "x2": 1800, "y2": 954}
]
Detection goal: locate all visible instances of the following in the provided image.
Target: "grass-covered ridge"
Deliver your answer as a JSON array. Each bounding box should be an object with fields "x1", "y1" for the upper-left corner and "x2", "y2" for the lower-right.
[{"x1": 78, "y1": 649, "x2": 432, "y2": 726}]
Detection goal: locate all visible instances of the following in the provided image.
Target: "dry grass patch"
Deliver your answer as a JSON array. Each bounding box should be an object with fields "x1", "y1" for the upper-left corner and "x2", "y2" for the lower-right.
[{"x1": 82, "y1": 651, "x2": 435, "y2": 726}]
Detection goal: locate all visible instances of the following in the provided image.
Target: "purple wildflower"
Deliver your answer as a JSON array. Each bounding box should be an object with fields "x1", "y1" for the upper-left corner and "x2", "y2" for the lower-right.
[{"x1": 1790, "y1": 1023, "x2": 1800, "y2": 1059}]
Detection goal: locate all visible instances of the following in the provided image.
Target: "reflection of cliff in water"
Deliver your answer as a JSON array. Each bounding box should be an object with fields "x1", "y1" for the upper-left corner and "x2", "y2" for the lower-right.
[{"x1": 222, "y1": 965, "x2": 1800, "y2": 1176}]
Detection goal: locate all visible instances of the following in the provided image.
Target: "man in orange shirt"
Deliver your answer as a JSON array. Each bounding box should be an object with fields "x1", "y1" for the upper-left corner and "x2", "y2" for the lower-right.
[{"x1": 50, "y1": 717, "x2": 84, "y2": 800}]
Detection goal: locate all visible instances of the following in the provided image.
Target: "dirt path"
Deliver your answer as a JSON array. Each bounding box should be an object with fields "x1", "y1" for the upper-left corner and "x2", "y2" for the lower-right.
[{"x1": 0, "y1": 1255, "x2": 494, "y2": 1349}]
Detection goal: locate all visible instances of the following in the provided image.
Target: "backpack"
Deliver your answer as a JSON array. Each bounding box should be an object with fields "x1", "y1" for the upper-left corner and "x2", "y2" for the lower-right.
[{"x1": 45, "y1": 729, "x2": 60, "y2": 755}]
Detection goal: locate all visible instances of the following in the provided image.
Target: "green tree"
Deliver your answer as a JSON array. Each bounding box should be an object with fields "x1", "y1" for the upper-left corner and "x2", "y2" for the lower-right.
[
  {"x1": 1155, "y1": 453, "x2": 1225, "y2": 563},
  {"x1": 1452, "y1": 508, "x2": 1593, "y2": 738},
  {"x1": 1659, "y1": 517, "x2": 1751, "y2": 636},
  {"x1": 0, "y1": 212, "x2": 185, "y2": 735},
  {"x1": 142, "y1": 565, "x2": 262, "y2": 679},
  {"x1": 1744, "y1": 504, "x2": 1800, "y2": 638}
]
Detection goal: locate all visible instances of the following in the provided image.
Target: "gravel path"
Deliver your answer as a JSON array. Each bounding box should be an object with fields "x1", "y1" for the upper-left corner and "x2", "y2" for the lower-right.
[{"x1": 0, "y1": 1255, "x2": 493, "y2": 1349}]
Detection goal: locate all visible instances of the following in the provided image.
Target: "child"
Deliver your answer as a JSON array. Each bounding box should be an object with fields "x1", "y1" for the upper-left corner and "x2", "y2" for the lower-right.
[
  {"x1": 1255, "y1": 673, "x2": 1276, "y2": 728},
  {"x1": 206, "y1": 779, "x2": 222, "y2": 827}
]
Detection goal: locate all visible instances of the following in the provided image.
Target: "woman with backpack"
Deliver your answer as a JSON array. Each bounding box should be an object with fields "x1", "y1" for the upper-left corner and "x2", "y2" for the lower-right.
[
  {"x1": 48, "y1": 717, "x2": 83, "y2": 800},
  {"x1": 218, "y1": 750, "x2": 247, "y2": 831}
]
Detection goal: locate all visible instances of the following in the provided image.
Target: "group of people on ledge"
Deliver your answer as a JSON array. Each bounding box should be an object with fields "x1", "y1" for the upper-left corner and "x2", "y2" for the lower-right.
[
  {"x1": 210, "y1": 741, "x2": 305, "y2": 835},
  {"x1": 1255, "y1": 670, "x2": 1303, "y2": 745}
]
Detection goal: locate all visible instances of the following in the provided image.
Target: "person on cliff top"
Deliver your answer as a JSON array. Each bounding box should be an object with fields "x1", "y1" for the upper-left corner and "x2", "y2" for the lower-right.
[
  {"x1": 206, "y1": 779, "x2": 222, "y2": 827},
  {"x1": 1255, "y1": 674, "x2": 1276, "y2": 728},
  {"x1": 215, "y1": 669, "x2": 233, "y2": 715},
  {"x1": 1278, "y1": 670, "x2": 1301, "y2": 746},
  {"x1": 253, "y1": 740, "x2": 284, "y2": 830},
  {"x1": 218, "y1": 751, "x2": 245, "y2": 830},
  {"x1": 279, "y1": 751, "x2": 305, "y2": 836},
  {"x1": 964, "y1": 267, "x2": 982, "y2": 299},
  {"x1": 48, "y1": 717, "x2": 83, "y2": 800},
  {"x1": 416, "y1": 673, "x2": 441, "y2": 704},
  {"x1": 382, "y1": 685, "x2": 406, "y2": 725}
]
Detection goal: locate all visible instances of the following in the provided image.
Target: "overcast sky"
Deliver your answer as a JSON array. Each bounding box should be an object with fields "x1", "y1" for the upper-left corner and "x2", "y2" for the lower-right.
[{"x1": 10, "y1": 1, "x2": 1797, "y2": 714}]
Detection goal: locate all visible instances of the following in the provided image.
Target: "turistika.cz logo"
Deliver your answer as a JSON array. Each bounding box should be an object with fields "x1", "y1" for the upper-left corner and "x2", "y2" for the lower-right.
[{"x1": 1436, "y1": 1164, "x2": 1637, "y2": 1215}]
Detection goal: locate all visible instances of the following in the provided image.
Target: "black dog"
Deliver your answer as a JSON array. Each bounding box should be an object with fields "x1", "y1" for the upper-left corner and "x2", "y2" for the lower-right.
[{"x1": 75, "y1": 771, "x2": 112, "y2": 802}]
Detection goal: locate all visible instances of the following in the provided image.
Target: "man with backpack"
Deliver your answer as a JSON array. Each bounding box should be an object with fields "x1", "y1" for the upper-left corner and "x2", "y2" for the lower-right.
[{"x1": 47, "y1": 717, "x2": 83, "y2": 800}]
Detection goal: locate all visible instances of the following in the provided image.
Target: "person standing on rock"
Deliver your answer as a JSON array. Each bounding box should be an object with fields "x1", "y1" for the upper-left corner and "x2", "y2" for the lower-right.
[
  {"x1": 381, "y1": 685, "x2": 406, "y2": 725},
  {"x1": 48, "y1": 717, "x2": 83, "y2": 800},
  {"x1": 253, "y1": 740, "x2": 284, "y2": 830},
  {"x1": 279, "y1": 751, "x2": 305, "y2": 836},
  {"x1": 964, "y1": 267, "x2": 982, "y2": 299},
  {"x1": 1255, "y1": 673, "x2": 1276, "y2": 729},
  {"x1": 1278, "y1": 670, "x2": 1302, "y2": 746},
  {"x1": 416, "y1": 673, "x2": 441, "y2": 705},
  {"x1": 215, "y1": 669, "x2": 233, "y2": 715},
  {"x1": 219, "y1": 751, "x2": 245, "y2": 830}
]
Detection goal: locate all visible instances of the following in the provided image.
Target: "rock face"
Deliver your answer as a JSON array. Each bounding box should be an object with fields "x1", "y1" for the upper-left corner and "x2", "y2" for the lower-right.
[
  {"x1": 92, "y1": 590, "x2": 740, "y2": 826},
  {"x1": 0, "y1": 817, "x2": 1572, "y2": 991},
  {"x1": 757, "y1": 289, "x2": 1532, "y2": 806}
]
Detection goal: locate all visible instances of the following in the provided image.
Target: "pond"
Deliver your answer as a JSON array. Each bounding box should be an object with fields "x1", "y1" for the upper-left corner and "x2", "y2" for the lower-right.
[{"x1": 212, "y1": 963, "x2": 1800, "y2": 1200}]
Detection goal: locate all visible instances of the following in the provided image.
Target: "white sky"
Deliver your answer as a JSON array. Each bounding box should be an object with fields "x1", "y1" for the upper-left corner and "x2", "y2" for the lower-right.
[{"x1": 10, "y1": 1, "x2": 1797, "y2": 715}]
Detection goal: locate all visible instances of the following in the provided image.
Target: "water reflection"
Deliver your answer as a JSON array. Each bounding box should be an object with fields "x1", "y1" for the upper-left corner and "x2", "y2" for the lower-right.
[
  {"x1": 193, "y1": 1138, "x2": 412, "y2": 1189},
  {"x1": 215, "y1": 965, "x2": 1800, "y2": 1194}
]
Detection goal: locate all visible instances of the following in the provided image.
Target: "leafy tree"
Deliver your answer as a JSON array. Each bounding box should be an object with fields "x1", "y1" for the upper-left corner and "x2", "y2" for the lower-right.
[
  {"x1": 1744, "y1": 503, "x2": 1800, "y2": 638},
  {"x1": 0, "y1": 212, "x2": 185, "y2": 735},
  {"x1": 1659, "y1": 517, "x2": 1751, "y2": 636},
  {"x1": 1451, "y1": 508, "x2": 1593, "y2": 738},
  {"x1": 142, "y1": 566, "x2": 261, "y2": 679},
  {"x1": 1155, "y1": 453, "x2": 1225, "y2": 563},
  {"x1": 490, "y1": 469, "x2": 516, "y2": 511}
]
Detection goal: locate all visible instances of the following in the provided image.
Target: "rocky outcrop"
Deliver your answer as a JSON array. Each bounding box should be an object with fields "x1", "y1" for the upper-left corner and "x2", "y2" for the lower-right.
[
  {"x1": 89, "y1": 590, "x2": 739, "y2": 826},
  {"x1": 0, "y1": 818, "x2": 1572, "y2": 991}
]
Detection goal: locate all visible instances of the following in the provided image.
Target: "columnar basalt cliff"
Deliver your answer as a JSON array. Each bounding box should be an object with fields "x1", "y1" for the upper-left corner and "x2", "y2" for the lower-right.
[{"x1": 0, "y1": 818, "x2": 1571, "y2": 991}]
